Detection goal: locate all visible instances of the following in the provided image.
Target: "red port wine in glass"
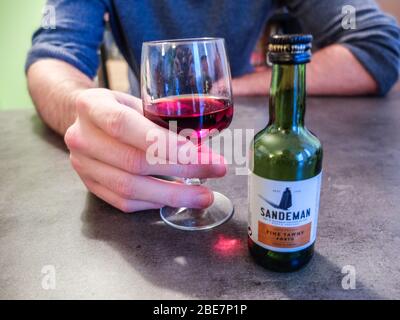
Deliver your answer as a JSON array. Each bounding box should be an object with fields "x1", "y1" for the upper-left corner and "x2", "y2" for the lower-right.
[{"x1": 144, "y1": 94, "x2": 233, "y2": 143}]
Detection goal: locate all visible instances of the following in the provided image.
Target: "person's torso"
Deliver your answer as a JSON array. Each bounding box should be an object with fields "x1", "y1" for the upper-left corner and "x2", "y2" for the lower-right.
[{"x1": 107, "y1": 0, "x2": 275, "y2": 78}]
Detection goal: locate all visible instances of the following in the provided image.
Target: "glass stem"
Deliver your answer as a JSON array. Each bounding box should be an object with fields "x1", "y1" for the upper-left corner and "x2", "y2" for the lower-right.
[{"x1": 184, "y1": 135, "x2": 207, "y2": 186}]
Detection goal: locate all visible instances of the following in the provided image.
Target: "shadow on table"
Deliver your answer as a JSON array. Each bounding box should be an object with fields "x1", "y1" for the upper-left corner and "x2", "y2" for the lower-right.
[
  {"x1": 81, "y1": 194, "x2": 383, "y2": 299},
  {"x1": 30, "y1": 114, "x2": 68, "y2": 152}
]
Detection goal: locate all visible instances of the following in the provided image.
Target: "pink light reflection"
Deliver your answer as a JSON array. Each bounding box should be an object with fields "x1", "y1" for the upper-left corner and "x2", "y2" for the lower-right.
[{"x1": 213, "y1": 234, "x2": 242, "y2": 257}]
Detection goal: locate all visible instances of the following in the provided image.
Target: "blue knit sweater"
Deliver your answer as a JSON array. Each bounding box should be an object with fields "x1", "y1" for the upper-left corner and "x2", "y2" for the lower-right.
[{"x1": 26, "y1": 0, "x2": 400, "y2": 95}]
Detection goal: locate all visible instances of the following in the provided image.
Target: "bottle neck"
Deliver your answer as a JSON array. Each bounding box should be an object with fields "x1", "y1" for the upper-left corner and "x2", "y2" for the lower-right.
[{"x1": 268, "y1": 63, "x2": 306, "y2": 131}]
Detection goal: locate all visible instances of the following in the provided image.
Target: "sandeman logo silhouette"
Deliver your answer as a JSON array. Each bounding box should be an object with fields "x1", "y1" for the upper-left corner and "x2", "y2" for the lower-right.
[{"x1": 258, "y1": 187, "x2": 292, "y2": 210}]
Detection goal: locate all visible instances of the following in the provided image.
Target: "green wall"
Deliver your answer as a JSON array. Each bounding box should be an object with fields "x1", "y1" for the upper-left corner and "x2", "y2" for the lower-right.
[{"x1": 0, "y1": 0, "x2": 45, "y2": 110}]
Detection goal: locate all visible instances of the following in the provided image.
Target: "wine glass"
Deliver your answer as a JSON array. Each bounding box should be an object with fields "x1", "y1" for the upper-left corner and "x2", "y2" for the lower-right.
[{"x1": 141, "y1": 38, "x2": 234, "y2": 231}]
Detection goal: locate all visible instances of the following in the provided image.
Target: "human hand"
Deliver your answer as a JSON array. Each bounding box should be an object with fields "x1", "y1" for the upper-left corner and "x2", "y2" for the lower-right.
[{"x1": 64, "y1": 89, "x2": 226, "y2": 212}]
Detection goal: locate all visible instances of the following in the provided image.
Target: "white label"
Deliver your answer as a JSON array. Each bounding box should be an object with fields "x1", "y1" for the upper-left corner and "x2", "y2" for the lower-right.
[{"x1": 248, "y1": 172, "x2": 322, "y2": 253}]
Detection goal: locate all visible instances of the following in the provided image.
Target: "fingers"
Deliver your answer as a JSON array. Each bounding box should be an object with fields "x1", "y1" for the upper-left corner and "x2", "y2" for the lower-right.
[
  {"x1": 75, "y1": 89, "x2": 226, "y2": 166},
  {"x1": 68, "y1": 89, "x2": 226, "y2": 213},
  {"x1": 69, "y1": 120, "x2": 226, "y2": 178},
  {"x1": 113, "y1": 91, "x2": 143, "y2": 113},
  {"x1": 71, "y1": 154, "x2": 214, "y2": 209},
  {"x1": 75, "y1": 89, "x2": 189, "y2": 157},
  {"x1": 82, "y1": 178, "x2": 162, "y2": 213}
]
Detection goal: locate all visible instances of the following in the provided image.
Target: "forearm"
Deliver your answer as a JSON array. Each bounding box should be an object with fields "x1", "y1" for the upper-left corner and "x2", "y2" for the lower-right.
[
  {"x1": 307, "y1": 44, "x2": 377, "y2": 96},
  {"x1": 232, "y1": 44, "x2": 378, "y2": 96},
  {"x1": 27, "y1": 59, "x2": 95, "y2": 135}
]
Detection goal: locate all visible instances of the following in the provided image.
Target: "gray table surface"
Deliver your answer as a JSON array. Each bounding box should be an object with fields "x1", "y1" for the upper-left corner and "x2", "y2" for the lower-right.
[{"x1": 1, "y1": 92, "x2": 400, "y2": 300}]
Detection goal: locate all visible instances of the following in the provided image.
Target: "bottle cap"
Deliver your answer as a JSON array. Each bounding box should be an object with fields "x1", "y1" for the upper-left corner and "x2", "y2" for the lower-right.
[{"x1": 268, "y1": 34, "x2": 313, "y2": 64}]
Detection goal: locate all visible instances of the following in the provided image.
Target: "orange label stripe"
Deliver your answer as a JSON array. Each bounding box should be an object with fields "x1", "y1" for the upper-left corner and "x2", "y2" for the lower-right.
[{"x1": 258, "y1": 221, "x2": 311, "y2": 248}]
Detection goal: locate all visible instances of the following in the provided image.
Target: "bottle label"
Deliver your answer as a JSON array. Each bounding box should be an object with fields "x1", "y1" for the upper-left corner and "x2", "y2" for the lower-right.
[{"x1": 248, "y1": 172, "x2": 322, "y2": 253}]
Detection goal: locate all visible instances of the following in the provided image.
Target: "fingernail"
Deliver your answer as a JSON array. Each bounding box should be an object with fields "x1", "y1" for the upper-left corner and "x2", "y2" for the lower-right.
[
  {"x1": 213, "y1": 163, "x2": 227, "y2": 177},
  {"x1": 194, "y1": 191, "x2": 213, "y2": 208}
]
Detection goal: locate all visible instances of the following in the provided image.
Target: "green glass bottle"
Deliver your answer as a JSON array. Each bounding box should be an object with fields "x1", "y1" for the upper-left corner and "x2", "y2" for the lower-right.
[{"x1": 248, "y1": 34, "x2": 323, "y2": 272}]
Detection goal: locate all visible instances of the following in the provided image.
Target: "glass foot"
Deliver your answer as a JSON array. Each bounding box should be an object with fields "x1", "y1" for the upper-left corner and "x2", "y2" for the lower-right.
[{"x1": 160, "y1": 191, "x2": 234, "y2": 231}]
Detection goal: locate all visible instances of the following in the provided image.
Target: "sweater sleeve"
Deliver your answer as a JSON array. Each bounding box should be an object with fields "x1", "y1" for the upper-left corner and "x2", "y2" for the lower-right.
[
  {"x1": 25, "y1": 0, "x2": 108, "y2": 79},
  {"x1": 284, "y1": 0, "x2": 400, "y2": 95}
]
